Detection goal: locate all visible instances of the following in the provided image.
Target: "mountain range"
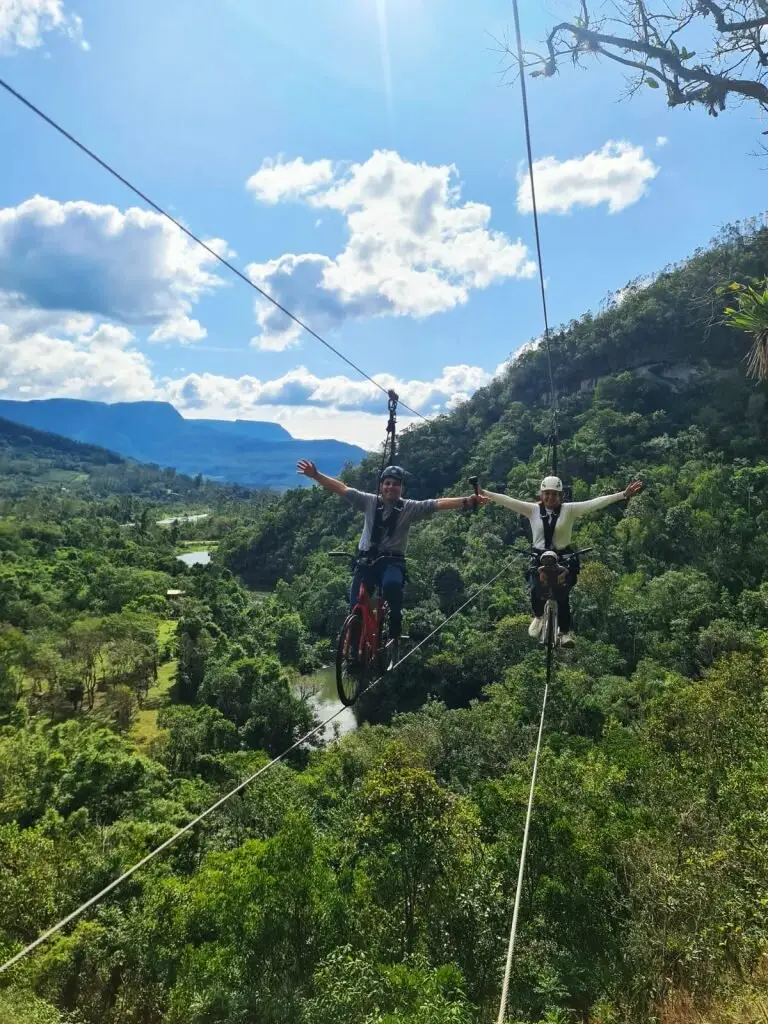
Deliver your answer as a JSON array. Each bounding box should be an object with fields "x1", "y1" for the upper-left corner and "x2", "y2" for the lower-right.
[{"x1": 0, "y1": 398, "x2": 366, "y2": 490}]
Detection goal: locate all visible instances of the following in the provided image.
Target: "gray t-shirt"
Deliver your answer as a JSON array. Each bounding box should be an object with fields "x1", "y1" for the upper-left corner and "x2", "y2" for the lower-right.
[{"x1": 343, "y1": 488, "x2": 438, "y2": 554}]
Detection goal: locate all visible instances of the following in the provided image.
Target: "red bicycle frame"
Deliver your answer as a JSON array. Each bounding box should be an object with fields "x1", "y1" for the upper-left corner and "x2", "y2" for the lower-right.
[{"x1": 349, "y1": 576, "x2": 387, "y2": 664}]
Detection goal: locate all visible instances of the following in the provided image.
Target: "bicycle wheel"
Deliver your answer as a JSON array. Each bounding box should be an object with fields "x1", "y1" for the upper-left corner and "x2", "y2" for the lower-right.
[
  {"x1": 336, "y1": 611, "x2": 368, "y2": 706},
  {"x1": 543, "y1": 599, "x2": 558, "y2": 647},
  {"x1": 377, "y1": 604, "x2": 399, "y2": 674}
]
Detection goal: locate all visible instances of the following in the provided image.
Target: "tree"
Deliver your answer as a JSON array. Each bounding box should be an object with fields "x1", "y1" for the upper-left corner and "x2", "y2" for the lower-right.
[
  {"x1": 0, "y1": 988, "x2": 72, "y2": 1024},
  {"x1": 302, "y1": 948, "x2": 475, "y2": 1024},
  {"x1": 350, "y1": 744, "x2": 482, "y2": 958},
  {"x1": 156, "y1": 704, "x2": 238, "y2": 774},
  {"x1": 513, "y1": 0, "x2": 768, "y2": 120},
  {"x1": 722, "y1": 278, "x2": 768, "y2": 378},
  {"x1": 0, "y1": 626, "x2": 30, "y2": 720}
]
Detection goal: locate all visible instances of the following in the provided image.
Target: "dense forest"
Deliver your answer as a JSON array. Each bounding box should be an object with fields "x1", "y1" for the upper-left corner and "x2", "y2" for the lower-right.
[{"x1": 1, "y1": 219, "x2": 768, "y2": 1023}]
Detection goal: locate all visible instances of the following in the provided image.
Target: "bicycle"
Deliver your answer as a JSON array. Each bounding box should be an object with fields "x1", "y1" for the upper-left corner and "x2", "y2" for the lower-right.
[
  {"x1": 533, "y1": 547, "x2": 593, "y2": 648},
  {"x1": 329, "y1": 551, "x2": 402, "y2": 707}
]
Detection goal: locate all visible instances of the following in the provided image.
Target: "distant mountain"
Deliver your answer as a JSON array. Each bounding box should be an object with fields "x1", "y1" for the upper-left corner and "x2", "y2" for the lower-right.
[
  {"x1": 202, "y1": 419, "x2": 292, "y2": 443},
  {"x1": 0, "y1": 399, "x2": 366, "y2": 490}
]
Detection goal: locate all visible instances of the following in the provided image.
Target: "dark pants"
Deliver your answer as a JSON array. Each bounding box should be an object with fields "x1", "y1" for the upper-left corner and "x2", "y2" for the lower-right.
[
  {"x1": 350, "y1": 560, "x2": 406, "y2": 637},
  {"x1": 526, "y1": 551, "x2": 577, "y2": 633}
]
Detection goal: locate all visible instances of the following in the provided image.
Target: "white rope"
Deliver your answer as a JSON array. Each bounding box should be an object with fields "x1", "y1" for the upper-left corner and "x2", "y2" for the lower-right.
[
  {"x1": 0, "y1": 551, "x2": 524, "y2": 976},
  {"x1": 495, "y1": 673, "x2": 550, "y2": 1024},
  {"x1": 494, "y1": 0, "x2": 558, "y2": 1012}
]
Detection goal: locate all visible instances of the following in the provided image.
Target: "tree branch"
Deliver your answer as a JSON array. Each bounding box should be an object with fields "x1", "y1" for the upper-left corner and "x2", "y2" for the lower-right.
[
  {"x1": 697, "y1": 0, "x2": 768, "y2": 33},
  {"x1": 546, "y1": 19, "x2": 768, "y2": 106}
]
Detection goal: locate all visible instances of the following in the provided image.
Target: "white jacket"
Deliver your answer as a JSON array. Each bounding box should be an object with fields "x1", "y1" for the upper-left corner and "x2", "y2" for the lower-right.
[{"x1": 482, "y1": 490, "x2": 626, "y2": 550}]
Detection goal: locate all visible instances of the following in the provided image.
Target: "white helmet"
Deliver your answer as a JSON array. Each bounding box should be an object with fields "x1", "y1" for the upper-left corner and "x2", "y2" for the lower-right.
[{"x1": 540, "y1": 475, "x2": 563, "y2": 492}]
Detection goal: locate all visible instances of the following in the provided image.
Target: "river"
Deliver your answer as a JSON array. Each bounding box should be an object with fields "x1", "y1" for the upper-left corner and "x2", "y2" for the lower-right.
[
  {"x1": 176, "y1": 550, "x2": 211, "y2": 566},
  {"x1": 171, "y1": 553, "x2": 354, "y2": 738},
  {"x1": 297, "y1": 665, "x2": 357, "y2": 739}
]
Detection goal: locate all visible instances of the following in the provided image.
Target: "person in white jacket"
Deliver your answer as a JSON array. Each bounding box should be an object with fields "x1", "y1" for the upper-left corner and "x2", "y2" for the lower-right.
[{"x1": 481, "y1": 475, "x2": 643, "y2": 646}]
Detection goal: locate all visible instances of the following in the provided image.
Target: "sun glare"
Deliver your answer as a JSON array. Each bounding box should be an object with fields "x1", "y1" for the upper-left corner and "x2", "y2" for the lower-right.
[{"x1": 375, "y1": 0, "x2": 395, "y2": 119}]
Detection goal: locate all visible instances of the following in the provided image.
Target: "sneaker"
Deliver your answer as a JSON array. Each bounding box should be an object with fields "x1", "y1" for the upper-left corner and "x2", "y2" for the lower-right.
[
  {"x1": 559, "y1": 632, "x2": 575, "y2": 648},
  {"x1": 528, "y1": 616, "x2": 543, "y2": 639}
]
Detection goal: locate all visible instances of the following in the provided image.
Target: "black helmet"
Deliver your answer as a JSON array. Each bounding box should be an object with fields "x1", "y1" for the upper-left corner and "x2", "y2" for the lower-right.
[{"x1": 380, "y1": 465, "x2": 406, "y2": 483}]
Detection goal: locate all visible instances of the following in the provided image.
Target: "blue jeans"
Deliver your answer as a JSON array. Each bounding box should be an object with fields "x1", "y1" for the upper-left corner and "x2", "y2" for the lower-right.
[{"x1": 350, "y1": 560, "x2": 406, "y2": 637}]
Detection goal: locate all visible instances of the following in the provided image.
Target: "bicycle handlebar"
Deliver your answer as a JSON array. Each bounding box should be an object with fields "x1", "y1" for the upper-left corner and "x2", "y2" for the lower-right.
[
  {"x1": 328, "y1": 551, "x2": 408, "y2": 565},
  {"x1": 533, "y1": 546, "x2": 594, "y2": 559}
]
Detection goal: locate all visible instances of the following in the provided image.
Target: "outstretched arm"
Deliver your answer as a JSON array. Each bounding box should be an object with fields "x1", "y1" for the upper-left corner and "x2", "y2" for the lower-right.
[
  {"x1": 480, "y1": 489, "x2": 538, "y2": 516},
  {"x1": 297, "y1": 460, "x2": 347, "y2": 497},
  {"x1": 435, "y1": 494, "x2": 488, "y2": 512},
  {"x1": 570, "y1": 480, "x2": 643, "y2": 517}
]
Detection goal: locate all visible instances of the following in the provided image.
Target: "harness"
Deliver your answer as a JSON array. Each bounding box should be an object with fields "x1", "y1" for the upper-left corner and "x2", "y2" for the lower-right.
[
  {"x1": 528, "y1": 502, "x2": 579, "y2": 586},
  {"x1": 539, "y1": 502, "x2": 560, "y2": 551},
  {"x1": 368, "y1": 499, "x2": 405, "y2": 558}
]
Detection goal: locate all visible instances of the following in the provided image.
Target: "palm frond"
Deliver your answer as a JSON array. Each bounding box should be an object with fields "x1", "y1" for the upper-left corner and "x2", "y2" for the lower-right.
[{"x1": 722, "y1": 278, "x2": 768, "y2": 380}]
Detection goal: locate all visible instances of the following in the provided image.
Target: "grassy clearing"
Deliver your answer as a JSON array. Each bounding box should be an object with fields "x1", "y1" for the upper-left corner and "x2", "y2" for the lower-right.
[
  {"x1": 660, "y1": 987, "x2": 768, "y2": 1023},
  {"x1": 175, "y1": 539, "x2": 219, "y2": 551},
  {"x1": 42, "y1": 469, "x2": 90, "y2": 484},
  {"x1": 157, "y1": 618, "x2": 177, "y2": 648},
  {"x1": 131, "y1": 619, "x2": 178, "y2": 750}
]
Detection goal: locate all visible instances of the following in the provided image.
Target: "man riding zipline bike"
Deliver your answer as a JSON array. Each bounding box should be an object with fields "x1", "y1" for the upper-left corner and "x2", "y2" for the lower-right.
[
  {"x1": 481, "y1": 475, "x2": 643, "y2": 647},
  {"x1": 297, "y1": 460, "x2": 487, "y2": 645}
]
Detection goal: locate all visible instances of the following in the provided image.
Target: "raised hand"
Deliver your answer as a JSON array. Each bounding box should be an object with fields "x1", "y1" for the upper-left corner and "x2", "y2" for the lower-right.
[
  {"x1": 297, "y1": 459, "x2": 319, "y2": 480},
  {"x1": 624, "y1": 480, "x2": 643, "y2": 499}
]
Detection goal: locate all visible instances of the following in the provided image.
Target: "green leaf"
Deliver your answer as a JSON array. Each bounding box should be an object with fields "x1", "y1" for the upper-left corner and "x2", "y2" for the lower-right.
[{"x1": 646, "y1": 78, "x2": 660, "y2": 89}]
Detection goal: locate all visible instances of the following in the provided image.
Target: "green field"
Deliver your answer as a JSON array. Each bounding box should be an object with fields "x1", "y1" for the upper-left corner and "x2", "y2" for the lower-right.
[{"x1": 130, "y1": 618, "x2": 178, "y2": 749}]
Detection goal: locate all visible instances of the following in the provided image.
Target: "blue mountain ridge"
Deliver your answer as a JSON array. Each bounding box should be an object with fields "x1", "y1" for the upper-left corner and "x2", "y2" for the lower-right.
[{"x1": 0, "y1": 399, "x2": 367, "y2": 490}]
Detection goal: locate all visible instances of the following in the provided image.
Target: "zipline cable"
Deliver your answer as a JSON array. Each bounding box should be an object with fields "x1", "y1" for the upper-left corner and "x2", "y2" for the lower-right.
[
  {"x1": 494, "y1": 3, "x2": 561, "y2": 1019},
  {"x1": 495, "y1": 660, "x2": 551, "y2": 1024},
  {"x1": 0, "y1": 550, "x2": 525, "y2": 977},
  {"x1": 0, "y1": 76, "x2": 426, "y2": 423},
  {"x1": 508, "y1": 0, "x2": 558, "y2": 473}
]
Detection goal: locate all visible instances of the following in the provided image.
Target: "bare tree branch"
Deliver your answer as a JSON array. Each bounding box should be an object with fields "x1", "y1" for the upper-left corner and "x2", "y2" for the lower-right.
[
  {"x1": 514, "y1": 0, "x2": 768, "y2": 121},
  {"x1": 698, "y1": 0, "x2": 767, "y2": 33}
]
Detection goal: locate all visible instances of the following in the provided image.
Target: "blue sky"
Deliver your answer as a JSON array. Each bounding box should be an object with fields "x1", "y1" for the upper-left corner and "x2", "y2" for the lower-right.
[{"x1": 0, "y1": 0, "x2": 766, "y2": 447}]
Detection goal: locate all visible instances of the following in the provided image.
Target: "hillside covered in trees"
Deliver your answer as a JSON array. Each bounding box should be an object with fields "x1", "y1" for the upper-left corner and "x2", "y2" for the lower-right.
[{"x1": 1, "y1": 219, "x2": 767, "y2": 1024}]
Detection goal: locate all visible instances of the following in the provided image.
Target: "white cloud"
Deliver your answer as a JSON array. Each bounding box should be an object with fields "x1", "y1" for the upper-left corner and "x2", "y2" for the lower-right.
[
  {"x1": 82, "y1": 323, "x2": 134, "y2": 348},
  {"x1": 149, "y1": 315, "x2": 207, "y2": 344},
  {"x1": 0, "y1": 302, "x2": 499, "y2": 446},
  {"x1": 656, "y1": 136, "x2": 669, "y2": 147},
  {"x1": 0, "y1": 0, "x2": 87, "y2": 53},
  {"x1": 516, "y1": 141, "x2": 659, "y2": 216},
  {"x1": 162, "y1": 363, "x2": 492, "y2": 420},
  {"x1": 246, "y1": 157, "x2": 336, "y2": 205},
  {"x1": 160, "y1": 362, "x2": 498, "y2": 446},
  {"x1": 246, "y1": 149, "x2": 535, "y2": 350},
  {"x1": 612, "y1": 274, "x2": 655, "y2": 306},
  {"x1": 0, "y1": 196, "x2": 225, "y2": 336},
  {"x1": 0, "y1": 319, "x2": 156, "y2": 402}
]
